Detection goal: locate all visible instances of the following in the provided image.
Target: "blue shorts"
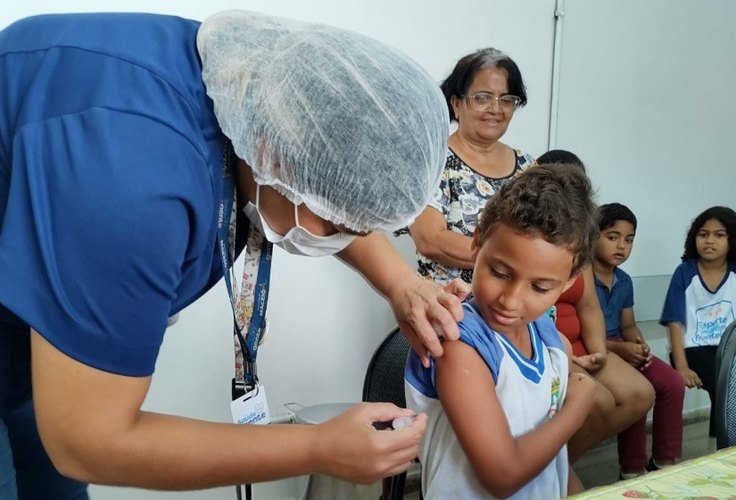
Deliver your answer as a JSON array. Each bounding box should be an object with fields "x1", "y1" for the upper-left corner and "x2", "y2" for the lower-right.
[
  {"x1": 0, "y1": 417, "x2": 18, "y2": 499},
  {"x1": 1, "y1": 308, "x2": 88, "y2": 500},
  {"x1": 1, "y1": 397, "x2": 89, "y2": 500}
]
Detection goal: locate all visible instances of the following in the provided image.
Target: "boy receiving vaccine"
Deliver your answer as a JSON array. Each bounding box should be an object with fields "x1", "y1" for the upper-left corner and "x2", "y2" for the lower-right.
[{"x1": 405, "y1": 164, "x2": 598, "y2": 499}]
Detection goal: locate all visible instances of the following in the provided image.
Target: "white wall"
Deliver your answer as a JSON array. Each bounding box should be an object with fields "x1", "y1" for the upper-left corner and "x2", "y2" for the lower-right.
[
  {"x1": 2, "y1": 1, "x2": 731, "y2": 499},
  {"x1": 554, "y1": 0, "x2": 736, "y2": 278}
]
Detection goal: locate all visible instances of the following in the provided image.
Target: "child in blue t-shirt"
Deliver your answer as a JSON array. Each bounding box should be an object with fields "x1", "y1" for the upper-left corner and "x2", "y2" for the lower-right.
[
  {"x1": 592, "y1": 203, "x2": 685, "y2": 478},
  {"x1": 405, "y1": 164, "x2": 597, "y2": 499},
  {"x1": 661, "y1": 206, "x2": 736, "y2": 437}
]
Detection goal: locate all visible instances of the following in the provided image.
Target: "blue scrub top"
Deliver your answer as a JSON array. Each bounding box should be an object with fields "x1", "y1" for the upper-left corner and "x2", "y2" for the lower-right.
[{"x1": 0, "y1": 12, "x2": 227, "y2": 399}]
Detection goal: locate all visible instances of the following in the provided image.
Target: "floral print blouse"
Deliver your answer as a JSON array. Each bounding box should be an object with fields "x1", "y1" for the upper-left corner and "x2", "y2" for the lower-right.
[{"x1": 416, "y1": 148, "x2": 536, "y2": 285}]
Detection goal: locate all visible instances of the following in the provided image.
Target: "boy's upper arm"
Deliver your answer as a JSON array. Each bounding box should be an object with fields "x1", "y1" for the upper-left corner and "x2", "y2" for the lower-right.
[
  {"x1": 435, "y1": 340, "x2": 515, "y2": 474},
  {"x1": 620, "y1": 307, "x2": 637, "y2": 330}
]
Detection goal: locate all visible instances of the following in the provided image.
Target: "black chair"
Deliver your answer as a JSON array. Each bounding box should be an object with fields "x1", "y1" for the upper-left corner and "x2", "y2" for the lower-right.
[
  {"x1": 714, "y1": 319, "x2": 736, "y2": 449},
  {"x1": 362, "y1": 326, "x2": 416, "y2": 500}
]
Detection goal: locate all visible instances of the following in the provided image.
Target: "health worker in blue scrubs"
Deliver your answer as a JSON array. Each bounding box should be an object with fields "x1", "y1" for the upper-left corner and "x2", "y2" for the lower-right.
[{"x1": 0, "y1": 10, "x2": 467, "y2": 498}]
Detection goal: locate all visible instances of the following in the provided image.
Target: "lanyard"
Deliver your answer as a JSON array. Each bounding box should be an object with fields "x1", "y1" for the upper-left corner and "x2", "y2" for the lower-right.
[{"x1": 217, "y1": 143, "x2": 273, "y2": 389}]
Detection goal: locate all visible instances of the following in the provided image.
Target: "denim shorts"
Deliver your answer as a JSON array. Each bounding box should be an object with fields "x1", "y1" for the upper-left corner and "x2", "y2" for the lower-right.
[
  {"x1": 0, "y1": 417, "x2": 19, "y2": 500},
  {"x1": 1, "y1": 398, "x2": 89, "y2": 500}
]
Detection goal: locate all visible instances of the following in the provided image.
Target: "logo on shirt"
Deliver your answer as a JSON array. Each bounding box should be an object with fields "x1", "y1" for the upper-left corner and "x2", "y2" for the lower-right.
[
  {"x1": 548, "y1": 376, "x2": 561, "y2": 418},
  {"x1": 693, "y1": 301, "x2": 734, "y2": 344}
]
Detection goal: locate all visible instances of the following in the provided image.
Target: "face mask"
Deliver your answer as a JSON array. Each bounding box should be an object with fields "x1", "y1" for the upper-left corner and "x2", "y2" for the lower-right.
[{"x1": 242, "y1": 185, "x2": 357, "y2": 257}]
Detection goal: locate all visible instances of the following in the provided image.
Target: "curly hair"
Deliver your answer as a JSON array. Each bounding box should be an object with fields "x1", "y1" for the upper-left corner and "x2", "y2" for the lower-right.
[
  {"x1": 681, "y1": 206, "x2": 736, "y2": 262},
  {"x1": 476, "y1": 164, "x2": 599, "y2": 276}
]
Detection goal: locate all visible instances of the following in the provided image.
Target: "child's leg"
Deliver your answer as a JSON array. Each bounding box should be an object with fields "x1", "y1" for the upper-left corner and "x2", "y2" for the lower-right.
[
  {"x1": 617, "y1": 415, "x2": 647, "y2": 472},
  {"x1": 684, "y1": 346, "x2": 718, "y2": 436},
  {"x1": 567, "y1": 465, "x2": 585, "y2": 495},
  {"x1": 643, "y1": 356, "x2": 685, "y2": 464}
]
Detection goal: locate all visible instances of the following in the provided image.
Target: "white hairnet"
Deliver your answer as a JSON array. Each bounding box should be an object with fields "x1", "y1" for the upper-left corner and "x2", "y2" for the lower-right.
[{"x1": 197, "y1": 10, "x2": 448, "y2": 233}]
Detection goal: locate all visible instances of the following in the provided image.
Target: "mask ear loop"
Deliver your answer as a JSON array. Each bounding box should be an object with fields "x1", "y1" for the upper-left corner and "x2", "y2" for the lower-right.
[
  {"x1": 293, "y1": 201, "x2": 301, "y2": 229},
  {"x1": 256, "y1": 183, "x2": 302, "y2": 230}
]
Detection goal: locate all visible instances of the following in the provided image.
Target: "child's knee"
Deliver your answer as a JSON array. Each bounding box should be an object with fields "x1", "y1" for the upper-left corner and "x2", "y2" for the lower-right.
[{"x1": 663, "y1": 372, "x2": 686, "y2": 401}]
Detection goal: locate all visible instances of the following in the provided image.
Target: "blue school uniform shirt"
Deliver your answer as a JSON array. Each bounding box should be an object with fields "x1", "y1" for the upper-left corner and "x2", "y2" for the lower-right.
[
  {"x1": 594, "y1": 267, "x2": 634, "y2": 339},
  {"x1": 660, "y1": 259, "x2": 736, "y2": 348},
  {"x1": 0, "y1": 13, "x2": 226, "y2": 400},
  {"x1": 405, "y1": 302, "x2": 569, "y2": 499}
]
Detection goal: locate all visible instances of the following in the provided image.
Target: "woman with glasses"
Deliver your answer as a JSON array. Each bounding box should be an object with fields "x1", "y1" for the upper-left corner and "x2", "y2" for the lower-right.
[{"x1": 406, "y1": 48, "x2": 535, "y2": 286}]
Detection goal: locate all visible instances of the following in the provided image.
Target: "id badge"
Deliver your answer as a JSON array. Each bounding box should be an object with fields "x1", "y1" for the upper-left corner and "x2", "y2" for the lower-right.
[{"x1": 231, "y1": 384, "x2": 271, "y2": 425}]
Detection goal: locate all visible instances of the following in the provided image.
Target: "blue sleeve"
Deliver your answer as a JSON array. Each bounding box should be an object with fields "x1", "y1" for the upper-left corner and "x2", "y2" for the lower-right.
[
  {"x1": 405, "y1": 303, "x2": 503, "y2": 397},
  {"x1": 622, "y1": 271, "x2": 634, "y2": 309},
  {"x1": 0, "y1": 110, "x2": 210, "y2": 376},
  {"x1": 660, "y1": 262, "x2": 689, "y2": 327},
  {"x1": 455, "y1": 303, "x2": 504, "y2": 383}
]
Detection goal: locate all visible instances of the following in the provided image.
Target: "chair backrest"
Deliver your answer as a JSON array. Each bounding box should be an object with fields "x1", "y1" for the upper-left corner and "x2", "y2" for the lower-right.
[
  {"x1": 362, "y1": 326, "x2": 411, "y2": 409},
  {"x1": 362, "y1": 327, "x2": 414, "y2": 500},
  {"x1": 716, "y1": 319, "x2": 736, "y2": 383},
  {"x1": 714, "y1": 319, "x2": 736, "y2": 449}
]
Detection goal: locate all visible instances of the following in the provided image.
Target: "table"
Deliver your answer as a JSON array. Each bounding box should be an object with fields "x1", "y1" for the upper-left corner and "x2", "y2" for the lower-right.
[{"x1": 569, "y1": 446, "x2": 736, "y2": 499}]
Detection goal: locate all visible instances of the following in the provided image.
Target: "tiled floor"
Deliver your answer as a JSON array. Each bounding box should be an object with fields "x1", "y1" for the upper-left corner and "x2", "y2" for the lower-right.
[
  {"x1": 403, "y1": 418, "x2": 716, "y2": 499},
  {"x1": 574, "y1": 417, "x2": 716, "y2": 490}
]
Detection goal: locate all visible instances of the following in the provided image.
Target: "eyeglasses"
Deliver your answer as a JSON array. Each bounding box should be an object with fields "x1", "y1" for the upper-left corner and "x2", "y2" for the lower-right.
[{"x1": 463, "y1": 92, "x2": 521, "y2": 112}]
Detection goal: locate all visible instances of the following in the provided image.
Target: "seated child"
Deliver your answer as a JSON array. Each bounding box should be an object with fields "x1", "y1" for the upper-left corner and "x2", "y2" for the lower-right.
[
  {"x1": 539, "y1": 151, "x2": 655, "y2": 465},
  {"x1": 592, "y1": 203, "x2": 685, "y2": 478},
  {"x1": 405, "y1": 164, "x2": 597, "y2": 499},
  {"x1": 661, "y1": 206, "x2": 736, "y2": 437}
]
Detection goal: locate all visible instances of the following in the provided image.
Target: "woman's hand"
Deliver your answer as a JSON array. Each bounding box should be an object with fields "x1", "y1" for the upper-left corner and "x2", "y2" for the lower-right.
[
  {"x1": 314, "y1": 403, "x2": 426, "y2": 483},
  {"x1": 337, "y1": 234, "x2": 466, "y2": 366},
  {"x1": 387, "y1": 275, "x2": 466, "y2": 367},
  {"x1": 571, "y1": 351, "x2": 607, "y2": 372},
  {"x1": 442, "y1": 278, "x2": 472, "y2": 302}
]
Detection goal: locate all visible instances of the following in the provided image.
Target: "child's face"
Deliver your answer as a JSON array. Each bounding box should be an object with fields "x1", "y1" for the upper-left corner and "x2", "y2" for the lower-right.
[
  {"x1": 471, "y1": 223, "x2": 577, "y2": 336},
  {"x1": 696, "y1": 218, "x2": 729, "y2": 263},
  {"x1": 594, "y1": 219, "x2": 635, "y2": 268}
]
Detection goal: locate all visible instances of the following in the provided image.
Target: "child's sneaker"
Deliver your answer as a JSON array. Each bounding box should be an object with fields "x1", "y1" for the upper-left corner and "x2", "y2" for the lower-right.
[
  {"x1": 618, "y1": 468, "x2": 647, "y2": 480},
  {"x1": 645, "y1": 458, "x2": 664, "y2": 472}
]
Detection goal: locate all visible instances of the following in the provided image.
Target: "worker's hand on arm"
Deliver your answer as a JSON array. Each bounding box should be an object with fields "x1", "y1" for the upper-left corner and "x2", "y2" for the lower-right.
[
  {"x1": 387, "y1": 275, "x2": 467, "y2": 367},
  {"x1": 338, "y1": 233, "x2": 466, "y2": 367},
  {"x1": 30, "y1": 331, "x2": 422, "y2": 489}
]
